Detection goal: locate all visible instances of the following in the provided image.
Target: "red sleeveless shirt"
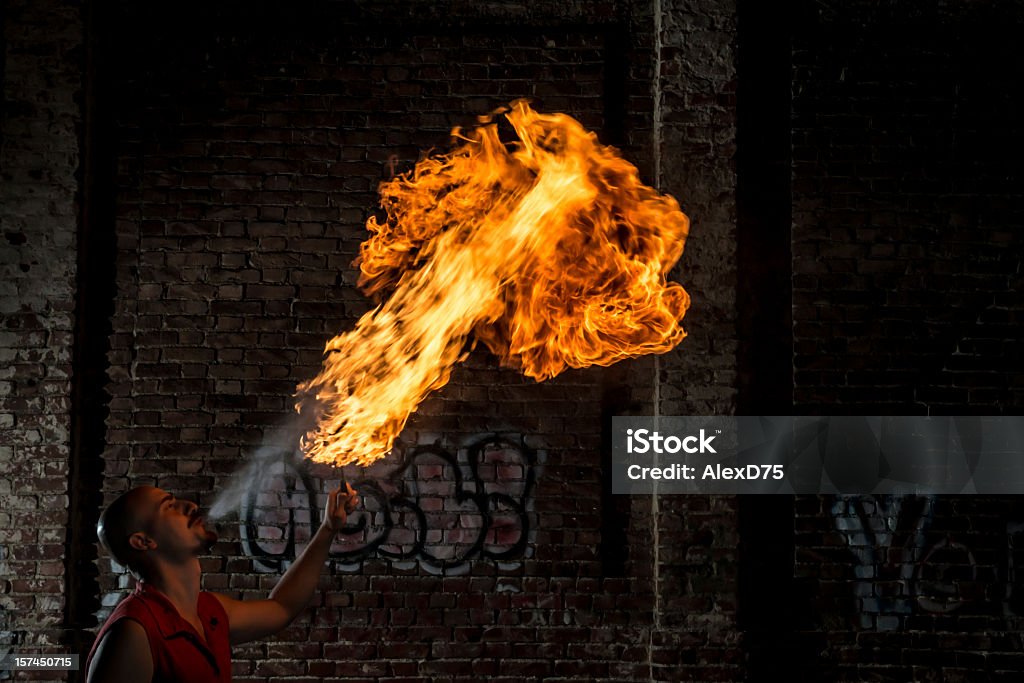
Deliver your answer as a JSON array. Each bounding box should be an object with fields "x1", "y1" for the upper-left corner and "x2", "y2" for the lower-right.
[{"x1": 87, "y1": 582, "x2": 232, "y2": 683}]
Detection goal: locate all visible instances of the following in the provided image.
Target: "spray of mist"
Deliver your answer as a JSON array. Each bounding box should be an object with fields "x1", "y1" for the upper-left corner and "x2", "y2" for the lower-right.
[{"x1": 207, "y1": 414, "x2": 319, "y2": 523}]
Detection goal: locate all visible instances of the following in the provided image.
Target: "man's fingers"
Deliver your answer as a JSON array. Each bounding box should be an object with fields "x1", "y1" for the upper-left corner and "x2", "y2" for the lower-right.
[
  {"x1": 344, "y1": 485, "x2": 359, "y2": 513},
  {"x1": 326, "y1": 487, "x2": 345, "y2": 517},
  {"x1": 325, "y1": 485, "x2": 359, "y2": 522}
]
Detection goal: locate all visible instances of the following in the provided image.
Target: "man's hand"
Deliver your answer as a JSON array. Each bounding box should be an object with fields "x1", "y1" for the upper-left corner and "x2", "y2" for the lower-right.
[{"x1": 322, "y1": 482, "x2": 359, "y2": 532}]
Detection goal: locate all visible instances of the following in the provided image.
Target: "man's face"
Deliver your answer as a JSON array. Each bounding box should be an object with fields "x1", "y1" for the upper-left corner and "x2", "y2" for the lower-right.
[{"x1": 135, "y1": 487, "x2": 218, "y2": 560}]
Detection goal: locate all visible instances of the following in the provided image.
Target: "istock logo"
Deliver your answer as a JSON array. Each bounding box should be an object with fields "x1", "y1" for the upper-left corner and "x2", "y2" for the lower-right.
[{"x1": 626, "y1": 428, "x2": 717, "y2": 454}]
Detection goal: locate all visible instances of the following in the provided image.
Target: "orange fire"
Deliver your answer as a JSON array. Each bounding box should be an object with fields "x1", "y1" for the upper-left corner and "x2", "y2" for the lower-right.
[{"x1": 296, "y1": 101, "x2": 690, "y2": 467}]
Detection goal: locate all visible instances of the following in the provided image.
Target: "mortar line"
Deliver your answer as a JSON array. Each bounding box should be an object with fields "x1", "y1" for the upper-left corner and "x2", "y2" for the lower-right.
[{"x1": 650, "y1": 0, "x2": 664, "y2": 679}]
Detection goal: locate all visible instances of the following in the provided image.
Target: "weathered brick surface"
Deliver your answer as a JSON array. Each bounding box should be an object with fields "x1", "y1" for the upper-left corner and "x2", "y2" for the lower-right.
[
  {"x1": 92, "y1": 2, "x2": 686, "y2": 682},
  {"x1": 793, "y1": 493, "x2": 1024, "y2": 681},
  {"x1": 7, "y1": 1, "x2": 1022, "y2": 681},
  {"x1": 0, "y1": 0, "x2": 82, "y2": 677},
  {"x1": 652, "y1": 1, "x2": 741, "y2": 681},
  {"x1": 789, "y1": 2, "x2": 1024, "y2": 680}
]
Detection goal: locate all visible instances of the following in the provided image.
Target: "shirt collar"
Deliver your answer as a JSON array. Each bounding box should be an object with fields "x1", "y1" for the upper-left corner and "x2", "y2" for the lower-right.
[{"x1": 134, "y1": 580, "x2": 208, "y2": 641}]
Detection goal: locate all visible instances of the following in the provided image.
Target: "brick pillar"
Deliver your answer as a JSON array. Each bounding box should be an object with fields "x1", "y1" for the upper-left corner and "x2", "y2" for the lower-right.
[
  {"x1": 653, "y1": 0, "x2": 742, "y2": 680},
  {"x1": 0, "y1": 0, "x2": 83, "y2": 675}
]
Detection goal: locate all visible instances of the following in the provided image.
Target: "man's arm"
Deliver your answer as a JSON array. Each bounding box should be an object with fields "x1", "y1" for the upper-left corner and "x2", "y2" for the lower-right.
[
  {"x1": 86, "y1": 620, "x2": 153, "y2": 683},
  {"x1": 214, "y1": 484, "x2": 358, "y2": 644}
]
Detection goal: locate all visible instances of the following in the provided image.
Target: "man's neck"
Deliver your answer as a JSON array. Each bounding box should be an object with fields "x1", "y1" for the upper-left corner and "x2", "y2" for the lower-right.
[{"x1": 145, "y1": 558, "x2": 203, "y2": 618}]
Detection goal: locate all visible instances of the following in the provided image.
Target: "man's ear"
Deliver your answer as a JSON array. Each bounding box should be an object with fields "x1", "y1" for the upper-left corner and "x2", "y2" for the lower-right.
[{"x1": 128, "y1": 532, "x2": 154, "y2": 552}]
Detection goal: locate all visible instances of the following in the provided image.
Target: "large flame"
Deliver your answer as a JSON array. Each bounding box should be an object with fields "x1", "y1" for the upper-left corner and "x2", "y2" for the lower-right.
[{"x1": 296, "y1": 101, "x2": 690, "y2": 467}]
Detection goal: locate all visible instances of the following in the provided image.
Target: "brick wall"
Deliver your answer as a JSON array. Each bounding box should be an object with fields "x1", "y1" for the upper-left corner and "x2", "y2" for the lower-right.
[
  {"x1": 0, "y1": 0, "x2": 82, "y2": 676},
  {"x1": 94, "y1": 2, "x2": 695, "y2": 682},
  {"x1": 790, "y1": 1, "x2": 1024, "y2": 680},
  {"x1": 5, "y1": 1, "x2": 1023, "y2": 681},
  {"x1": 791, "y1": 1, "x2": 1023, "y2": 413}
]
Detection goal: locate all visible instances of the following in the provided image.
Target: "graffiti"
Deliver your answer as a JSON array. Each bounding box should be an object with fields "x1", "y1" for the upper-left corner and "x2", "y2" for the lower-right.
[
  {"x1": 238, "y1": 435, "x2": 538, "y2": 575},
  {"x1": 0, "y1": 632, "x2": 22, "y2": 682},
  {"x1": 0, "y1": 546, "x2": 25, "y2": 681},
  {"x1": 832, "y1": 495, "x2": 1024, "y2": 629},
  {"x1": 831, "y1": 495, "x2": 933, "y2": 629},
  {"x1": 1006, "y1": 521, "x2": 1024, "y2": 617},
  {"x1": 914, "y1": 537, "x2": 977, "y2": 614}
]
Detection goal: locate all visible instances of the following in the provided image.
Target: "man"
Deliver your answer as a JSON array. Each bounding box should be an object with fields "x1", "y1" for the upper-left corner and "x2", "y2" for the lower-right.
[{"x1": 86, "y1": 482, "x2": 359, "y2": 683}]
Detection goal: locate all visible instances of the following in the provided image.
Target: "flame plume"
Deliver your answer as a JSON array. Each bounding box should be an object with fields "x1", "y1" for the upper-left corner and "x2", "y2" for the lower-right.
[{"x1": 296, "y1": 101, "x2": 690, "y2": 467}]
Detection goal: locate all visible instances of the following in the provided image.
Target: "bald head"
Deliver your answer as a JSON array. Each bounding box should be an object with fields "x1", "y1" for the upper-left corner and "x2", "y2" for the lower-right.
[{"x1": 97, "y1": 486, "x2": 162, "y2": 573}]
